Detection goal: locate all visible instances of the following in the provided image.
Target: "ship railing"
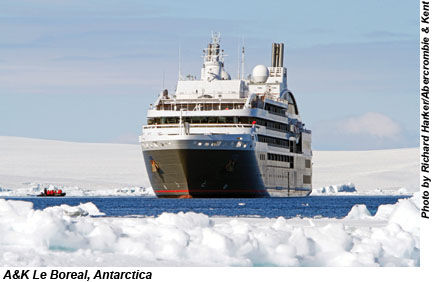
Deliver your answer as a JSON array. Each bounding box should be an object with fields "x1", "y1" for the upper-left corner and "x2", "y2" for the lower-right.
[
  {"x1": 149, "y1": 98, "x2": 248, "y2": 111},
  {"x1": 142, "y1": 123, "x2": 255, "y2": 130}
]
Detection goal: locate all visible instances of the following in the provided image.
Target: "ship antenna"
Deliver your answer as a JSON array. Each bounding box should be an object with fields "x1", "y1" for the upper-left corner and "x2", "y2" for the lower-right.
[
  {"x1": 237, "y1": 38, "x2": 240, "y2": 79},
  {"x1": 241, "y1": 36, "x2": 245, "y2": 80},
  {"x1": 178, "y1": 44, "x2": 182, "y2": 80}
]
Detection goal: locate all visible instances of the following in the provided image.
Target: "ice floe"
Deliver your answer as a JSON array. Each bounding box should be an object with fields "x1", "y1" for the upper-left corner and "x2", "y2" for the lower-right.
[
  {"x1": 311, "y1": 183, "x2": 413, "y2": 196},
  {"x1": 312, "y1": 183, "x2": 357, "y2": 195},
  {"x1": 0, "y1": 194, "x2": 419, "y2": 267}
]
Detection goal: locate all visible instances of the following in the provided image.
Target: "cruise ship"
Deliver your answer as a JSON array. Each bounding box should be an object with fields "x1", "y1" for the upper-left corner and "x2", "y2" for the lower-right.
[{"x1": 139, "y1": 33, "x2": 312, "y2": 198}]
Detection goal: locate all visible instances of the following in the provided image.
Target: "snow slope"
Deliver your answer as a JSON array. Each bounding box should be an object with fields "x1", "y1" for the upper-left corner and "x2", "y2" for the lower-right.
[
  {"x1": 0, "y1": 194, "x2": 420, "y2": 266},
  {"x1": 313, "y1": 149, "x2": 418, "y2": 193},
  {"x1": 0, "y1": 136, "x2": 151, "y2": 195},
  {"x1": 0, "y1": 136, "x2": 419, "y2": 195}
]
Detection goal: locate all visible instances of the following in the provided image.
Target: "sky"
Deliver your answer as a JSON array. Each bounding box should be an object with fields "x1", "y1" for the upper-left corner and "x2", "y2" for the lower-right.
[{"x1": 0, "y1": 0, "x2": 419, "y2": 150}]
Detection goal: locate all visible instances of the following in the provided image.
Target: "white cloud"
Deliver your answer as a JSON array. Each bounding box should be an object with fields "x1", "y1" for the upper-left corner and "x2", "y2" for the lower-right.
[
  {"x1": 338, "y1": 112, "x2": 401, "y2": 139},
  {"x1": 311, "y1": 112, "x2": 412, "y2": 150}
]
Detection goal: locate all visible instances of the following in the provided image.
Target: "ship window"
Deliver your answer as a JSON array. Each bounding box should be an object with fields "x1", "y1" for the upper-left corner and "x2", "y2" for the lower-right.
[
  {"x1": 289, "y1": 141, "x2": 294, "y2": 152},
  {"x1": 258, "y1": 134, "x2": 290, "y2": 149},
  {"x1": 305, "y1": 159, "x2": 311, "y2": 168},
  {"x1": 191, "y1": 117, "x2": 201, "y2": 123},
  {"x1": 240, "y1": 117, "x2": 294, "y2": 134},
  {"x1": 264, "y1": 104, "x2": 286, "y2": 117},
  {"x1": 239, "y1": 117, "x2": 248, "y2": 124},
  {"x1": 303, "y1": 175, "x2": 311, "y2": 184},
  {"x1": 266, "y1": 153, "x2": 292, "y2": 163}
]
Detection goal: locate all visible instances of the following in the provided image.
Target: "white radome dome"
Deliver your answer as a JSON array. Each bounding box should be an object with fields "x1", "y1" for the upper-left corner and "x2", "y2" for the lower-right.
[{"x1": 252, "y1": 65, "x2": 269, "y2": 83}]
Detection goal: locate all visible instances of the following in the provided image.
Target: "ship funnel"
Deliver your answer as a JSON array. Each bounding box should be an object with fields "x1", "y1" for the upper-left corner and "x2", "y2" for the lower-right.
[{"x1": 271, "y1": 43, "x2": 284, "y2": 67}]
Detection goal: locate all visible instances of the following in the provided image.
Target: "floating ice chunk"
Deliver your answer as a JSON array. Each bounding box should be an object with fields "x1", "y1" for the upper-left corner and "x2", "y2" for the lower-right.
[
  {"x1": 78, "y1": 202, "x2": 105, "y2": 216},
  {"x1": 397, "y1": 187, "x2": 408, "y2": 194},
  {"x1": 0, "y1": 199, "x2": 33, "y2": 217},
  {"x1": 59, "y1": 205, "x2": 89, "y2": 217},
  {"x1": 337, "y1": 183, "x2": 357, "y2": 192},
  {"x1": 374, "y1": 204, "x2": 395, "y2": 220},
  {"x1": 312, "y1": 183, "x2": 357, "y2": 195},
  {"x1": 0, "y1": 187, "x2": 12, "y2": 192},
  {"x1": 345, "y1": 204, "x2": 372, "y2": 220},
  {"x1": 43, "y1": 202, "x2": 105, "y2": 217},
  {"x1": 388, "y1": 197, "x2": 419, "y2": 233},
  {"x1": 114, "y1": 186, "x2": 156, "y2": 197}
]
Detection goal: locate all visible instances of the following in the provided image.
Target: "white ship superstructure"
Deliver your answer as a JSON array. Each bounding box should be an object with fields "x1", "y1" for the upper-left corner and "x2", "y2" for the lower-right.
[{"x1": 140, "y1": 33, "x2": 312, "y2": 198}]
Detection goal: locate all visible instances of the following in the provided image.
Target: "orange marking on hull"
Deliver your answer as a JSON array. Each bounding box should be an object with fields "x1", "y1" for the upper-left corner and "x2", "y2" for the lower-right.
[{"x1": 155, "y1": 189, "x2": 189, "y2": 193}]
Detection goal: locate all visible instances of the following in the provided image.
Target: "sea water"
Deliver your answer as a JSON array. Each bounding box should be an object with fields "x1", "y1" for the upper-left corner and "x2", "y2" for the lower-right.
[{"x1": 3, "y1": 196, "x2": 409, "y2": 218}]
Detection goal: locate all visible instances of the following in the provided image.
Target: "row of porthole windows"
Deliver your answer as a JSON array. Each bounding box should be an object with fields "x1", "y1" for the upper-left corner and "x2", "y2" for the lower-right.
[
  {"x1": 194, "y1": 140, "x2": 249, "y2": 148},
  {"x1": 143, "y1": 141, "x2": 250, "y2": 149}
]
